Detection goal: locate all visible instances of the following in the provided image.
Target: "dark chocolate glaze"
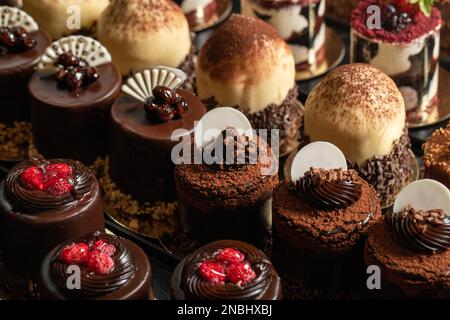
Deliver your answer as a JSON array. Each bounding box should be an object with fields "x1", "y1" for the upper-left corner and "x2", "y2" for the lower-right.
[
  {"x1": 171, "y1": 240, "x2": 282, "y2": 300},
  {"x1": 108, "y1": 89, "x2": 206, "y2": 203},
  {"x1": 29, "y1": 63, "x2": 122, "y2": 165},
  {"x1": 0, "y1": 30, "x2": 51, "y2": 124}
]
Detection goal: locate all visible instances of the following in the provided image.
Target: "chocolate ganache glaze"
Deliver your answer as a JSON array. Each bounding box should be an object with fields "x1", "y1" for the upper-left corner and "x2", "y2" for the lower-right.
[{"x1": 171, "y1": 240, "x2": 282, "y2": 300}]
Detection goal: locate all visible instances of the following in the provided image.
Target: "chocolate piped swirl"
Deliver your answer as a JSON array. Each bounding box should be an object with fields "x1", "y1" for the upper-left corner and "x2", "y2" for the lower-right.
[
  {"x1": 180, "y1": 241, "x2": 277, "y2": 300},
  {"x1": 5, "y1": 159, "x2": 93, "y2": 213},
  {"x1": 50, "y1": 233, "x2": 136, "y2": 298},
  {"x1": 386, "y1": 206, "x2": 450, "y2": 254},
  {"x1": 294, "y1": 168, "x2": 362, "y2": 210}
]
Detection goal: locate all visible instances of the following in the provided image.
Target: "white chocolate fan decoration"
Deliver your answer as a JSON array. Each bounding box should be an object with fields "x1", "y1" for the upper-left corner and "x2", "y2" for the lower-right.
[
  {"x1": 290, "y1": 141, "x2": 348, "y2": 182},
  {"x1": 38, "y1": 35, "x2": 111, "y2": 71},
  {"x1": 121, "y1": 66, "x2": 187, "y2": 103},
  {"x1": 0, "y1": 6, "x2": 38, "y2": 32},
  {"x1": 393, "y1": 179, "x2": 450, "y2": 216}
]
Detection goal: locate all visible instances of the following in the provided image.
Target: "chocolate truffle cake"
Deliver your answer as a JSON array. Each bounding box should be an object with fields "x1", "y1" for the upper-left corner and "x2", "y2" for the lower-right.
[
  {"x1": 423, "y1": 122, "x2": 450, "y2": 189},
  {"x1": 181, "y1": 0, "x2": 219, "y2": 29},
  {"x1": 273, "y1": 142, "x2": 382, "y2": 289},
  {"x1": 197, "y1": 14, "x2": 303, "y2": 155},
  {"x1": 23, "y1": 0, "x2": 109, "y2": 39},
  {"x1": 97, "y1": 0, "x2": 196, "y2": 91},
  {"x1": 29, "y1": 35, "x2": 121, "y2": 165},
  {"x1": 351, "y1": 0, "x2": 442, "y2": 125},
  {"x1": 109, "y1": 67, "x2": 206, "y2": 203},
  {"x1": 303, "y1": 63, "x2": 414, "y2": 207},
  {"x1": 243, "y1": 0, "x2": 326, "y2": 79},
  {"x1": 0, "y1": 158, "x2": 104, "y2": 273},
  {"x1": 171, "y1": 240, "x2": 282, "y2": 300},
  {"x1": 40, "y1": 232, "x2": 153, "y2": 300}
]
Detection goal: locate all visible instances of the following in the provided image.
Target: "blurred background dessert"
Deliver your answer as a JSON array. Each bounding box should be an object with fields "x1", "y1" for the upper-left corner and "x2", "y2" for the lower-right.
[
  {"x1": 438, "y1": 0, "x2": 450, "y2": 56},
  {"x1": 423, "y1": 122, "x2": 450, "y2": 189},
  {"x1": 0, "y1": 0, "x2": 22, "y2": 6},
  {"x1": 181, "y1": 0, "x2": 219, "y2": 29},
  {"x1": 326, "y1": 0, "x2": 358, "y2": 23}
]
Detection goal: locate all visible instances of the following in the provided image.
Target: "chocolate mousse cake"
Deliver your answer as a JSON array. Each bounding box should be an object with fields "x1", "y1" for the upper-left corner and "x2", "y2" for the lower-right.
[
  {"x1": 97, "y1": 0, "x2": 196, "y2": 91},
  {"x1": 351, "y1": 0, "x2": 442, "y2": 125},
  {"x1": 29, "y1": 35, "x2": 121, "y2": 165},
  {"x1": 196, "y1": 14, "x2": 303, "y2": 155},
  {"x1": 171, "y1": 240, "x2": 282, "y2": 300},
  {"x1": 40, "y1": 232, "x2": 153, "y2": 300},
  {"x1": 423, "y1": 122, "x2": 450, "y2": 189},
  {"x1": 303, "y1": 63, "x2": 414, "y2": 207},
  {"x1": 109, "y1": 67, "x2": 206, "y2": 204},
  {"x1": 242, "y1": 0, "x2": 326, "y2": 79},
  {"x1": 23, "y1": 0, "x2": 109, "y2": 39},
  {"x1": 0, "y1": 158, "x2": 104, "y2": 274},
  {"x1": 181, "y1": 0, "x2": 219, "y2": 29}
]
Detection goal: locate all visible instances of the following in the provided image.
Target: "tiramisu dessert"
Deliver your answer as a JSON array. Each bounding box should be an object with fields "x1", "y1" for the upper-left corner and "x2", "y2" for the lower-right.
[
  {"x1": 29, "y1": 35, "x2": 121, "y2": 165},
  {"x1": 365, "y1": 179, "x2": 450, "y2": 299},
  {"x1": 351, "y1": 0, "x2": 442, "y2": 125},
  {"x1": 423, "y1": 122, "x2": 450, "y2": 189},
  {"x1": 181, "y1": 0, "x2": 219, "y2": 29},
  {"x1": 22, "y1": 0, "x2": 109, "y2": 39},
  {"x1": 0, "y1": 158, "x2": 104, "y2": 274},
  {"x1": 242, "y1": 0, "x2": 326, "y2": 79},
  {"x1": 97, "y1": 0, "x2": 196, "y2": 91},
  {"x1": 109, "y1": 67, "x2": 206, "y2": 204},
  {"x1": 196, "y1": 14, "x2": 303, "y2": 155},
  {"x1": 0, "y1": 6, "x2": 51, "y2": 160},
  {"x1": 40, "y1": 232, "x2": 153, "y2": 300},
  {"x1": 171, "y1": 240, "x2": 282, "y2": 300},
  {"x1": 303, "y1": 63, "x2": 414, "y2": 207},
  {"x1": 273, "y1": 142, "x2": 381, "y2": 289}
]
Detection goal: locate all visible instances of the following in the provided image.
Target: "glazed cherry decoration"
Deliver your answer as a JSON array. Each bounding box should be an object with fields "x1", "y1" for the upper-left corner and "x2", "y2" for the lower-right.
[
  {"x1": 144, "y1": 86, "x2": 189, "y2": 122},
  {"x1": 55, "y1": 52, "x2": 99, "y2": 91},
  {"x1": 0, "y1": 26, "x2": 36, "y2": 54}
]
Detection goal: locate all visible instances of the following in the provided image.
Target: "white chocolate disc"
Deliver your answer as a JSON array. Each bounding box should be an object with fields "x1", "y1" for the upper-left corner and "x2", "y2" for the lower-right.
[{"x1": 0, "y1": 6, "x2": 38, "y2": 32}]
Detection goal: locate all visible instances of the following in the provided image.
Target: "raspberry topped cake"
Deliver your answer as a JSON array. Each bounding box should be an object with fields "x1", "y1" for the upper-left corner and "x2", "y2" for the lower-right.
[
  {"x1": 40, "y1": 232, "x2": 153, "y2": 300},
  {"x1": 171, "y1": 240, "x2": 282, "y2": 300},
  {"x1": 0, "y1": 158, "x2": 104, "y2": 273},
  {"x1": 423, "y1": 122, "x2": 450, "y2": 189},
  {"x1": 351, "y1": 0, "x2": 442, "y2": 125}
]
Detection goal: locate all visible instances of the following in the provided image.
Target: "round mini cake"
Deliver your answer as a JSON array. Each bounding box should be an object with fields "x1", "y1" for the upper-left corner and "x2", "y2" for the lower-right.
[
  {"x1": 242, "y1": 0, "x2": 326, "y2": 79},
  {"x1": 29, "y1": 35, "x2": 121, "y2": 165},
  {"x1": 365, "y1": 180, "x2": 450, "y2": 299},
  {"x1": 0, "y1": 158, "x2": 104, "y2": 273},
  {"x1": 303, "y1": 63, "x2": 414, "y2": 207},
  {"x1": 109, "y1": 67, "x2": 207, "y2": 203},
  {"x1": 273, "y1": 142, "x2": 382, "y2": 289},
  {"x1": 40, "y1": 232, "x2": 153, "y2": 300},
  {"x1": 197, "y1": 14, "x2": 303, "y2": 155},
  {"x1": 181, "y1": 0, "x2": 219, "y2": 29},
  {"x1": 423, "y1": 122, "x2": 450, "y2": 189},
  {"x1": 22, "y1": 0, "x2": 109, "y2": 39},
  {"x1": 351, "y1": 0, "x2": 442, "y2": 125},
  {"x1": 171, "y1": 240, "x2": 282, "y2": 300},
  {"x1": 97, "y1": 0, "x2": 195, "y2": 90}
]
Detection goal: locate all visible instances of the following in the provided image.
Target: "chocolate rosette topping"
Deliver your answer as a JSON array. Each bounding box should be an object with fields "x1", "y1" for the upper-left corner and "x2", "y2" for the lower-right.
[
  {"x1": 386, "y1": 206, "x2": 450, "y2": 254},
  {"x1": 295, "y1": 168, "x2": 362, "y2": 210}
]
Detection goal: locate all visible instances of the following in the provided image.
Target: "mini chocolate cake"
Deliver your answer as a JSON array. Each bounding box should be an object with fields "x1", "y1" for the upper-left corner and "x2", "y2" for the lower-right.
[
  {"x1": 351, "y1": 0, "x2": 442, "y2": 125},
  {"x1": 22, "y1": 0, "x2": 109, "y2": 39},
  {"x1": 423, "y1": 122, "x2": 450, "y2": 189},
  {"x1": 243, "y1": 0, "x2": 326, "y2": 79},
  {"x1": 29, "y1": 36, "x2": 121, "y2": 165},
  {"x1": 171, "y1": 240, "x2": 282, "y2": 300},
  {"x1": 0, "y1": 158, "x2": 104, "y2": 274},
  {"x1": 97, "y1": 0, "x2": 196, "y2": 91},
  {"x1": 181, "y1": 0, "x2": 219, "y2": 29},
  {"x1": 40, "y1": 232, "x2": 153, "y2": 300},
  {"x1": 197, "y1": 14, "x2": 303, "y2": 155},
  {"x1": 273, "y1": 168, "x2": 381, "y2": 289}
]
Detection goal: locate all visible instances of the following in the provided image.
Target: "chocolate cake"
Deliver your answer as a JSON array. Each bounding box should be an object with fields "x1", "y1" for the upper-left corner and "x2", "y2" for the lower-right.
[
  {"x1": 197, "y1": 14, "x2": 303, "y2": 155},
  {"x1": 181, "y1": 0, "x2": 219, "y2": 29},
  {"x1": 351, "y1": 0, "x2": 442, "y2": 125},
  {"x1": 243, "y1": 0, "x2": 326, "y2": 79},
  {"x1": 40, "y1": 232, "x2": 153, "y2": 300},
  {"x1": 29, "y1": 35, "x2": 121, "y2": 165},
  {"x1": 423, "y1": 122, "x2": 450, "y2": 189},
  {"x1": 171, "y1": 240, "x2": 282, "y2": 300},
  {"x1": 0, "y1": 158, "x2": 104, "y2": 274}
]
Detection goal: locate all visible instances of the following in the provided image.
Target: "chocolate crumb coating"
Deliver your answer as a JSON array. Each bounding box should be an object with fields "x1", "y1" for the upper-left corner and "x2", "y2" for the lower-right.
[
  {"x1": 178, "y1": 35, "x2": 196, "y2": 92},
  {"x1": 423, "y1": 122, "x2": 450, "y2": 189}
]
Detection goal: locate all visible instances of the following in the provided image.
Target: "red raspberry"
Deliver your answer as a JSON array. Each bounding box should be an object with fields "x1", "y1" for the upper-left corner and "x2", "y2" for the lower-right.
[
  {"x1": 45, "y1": 178, "x2": 72, "y2": 196},
  {"x1": 20, "y1": 166, "x2": 44, "y2": 190},
  {"x1": 92, "y1": 240, "x2": 116, "y2": 256},
  {"x1": 216, "y1": 248, "x2": 245, "y2": 264},
  {"x1": 44, "y1": 163, "x2": 72, "y2": 177},
  {"x1": 86, "y1": 251, "x2": 115, "y2": 274},
  {"x1": 225, "y1": 261, "x2": 256, "y2": 285},
  {"x1": 59, "y1": 243, "x2": 89, "y2": 264},
  {"x1": 198, "y1": 261, "x2": 226, "y2": 284}
]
